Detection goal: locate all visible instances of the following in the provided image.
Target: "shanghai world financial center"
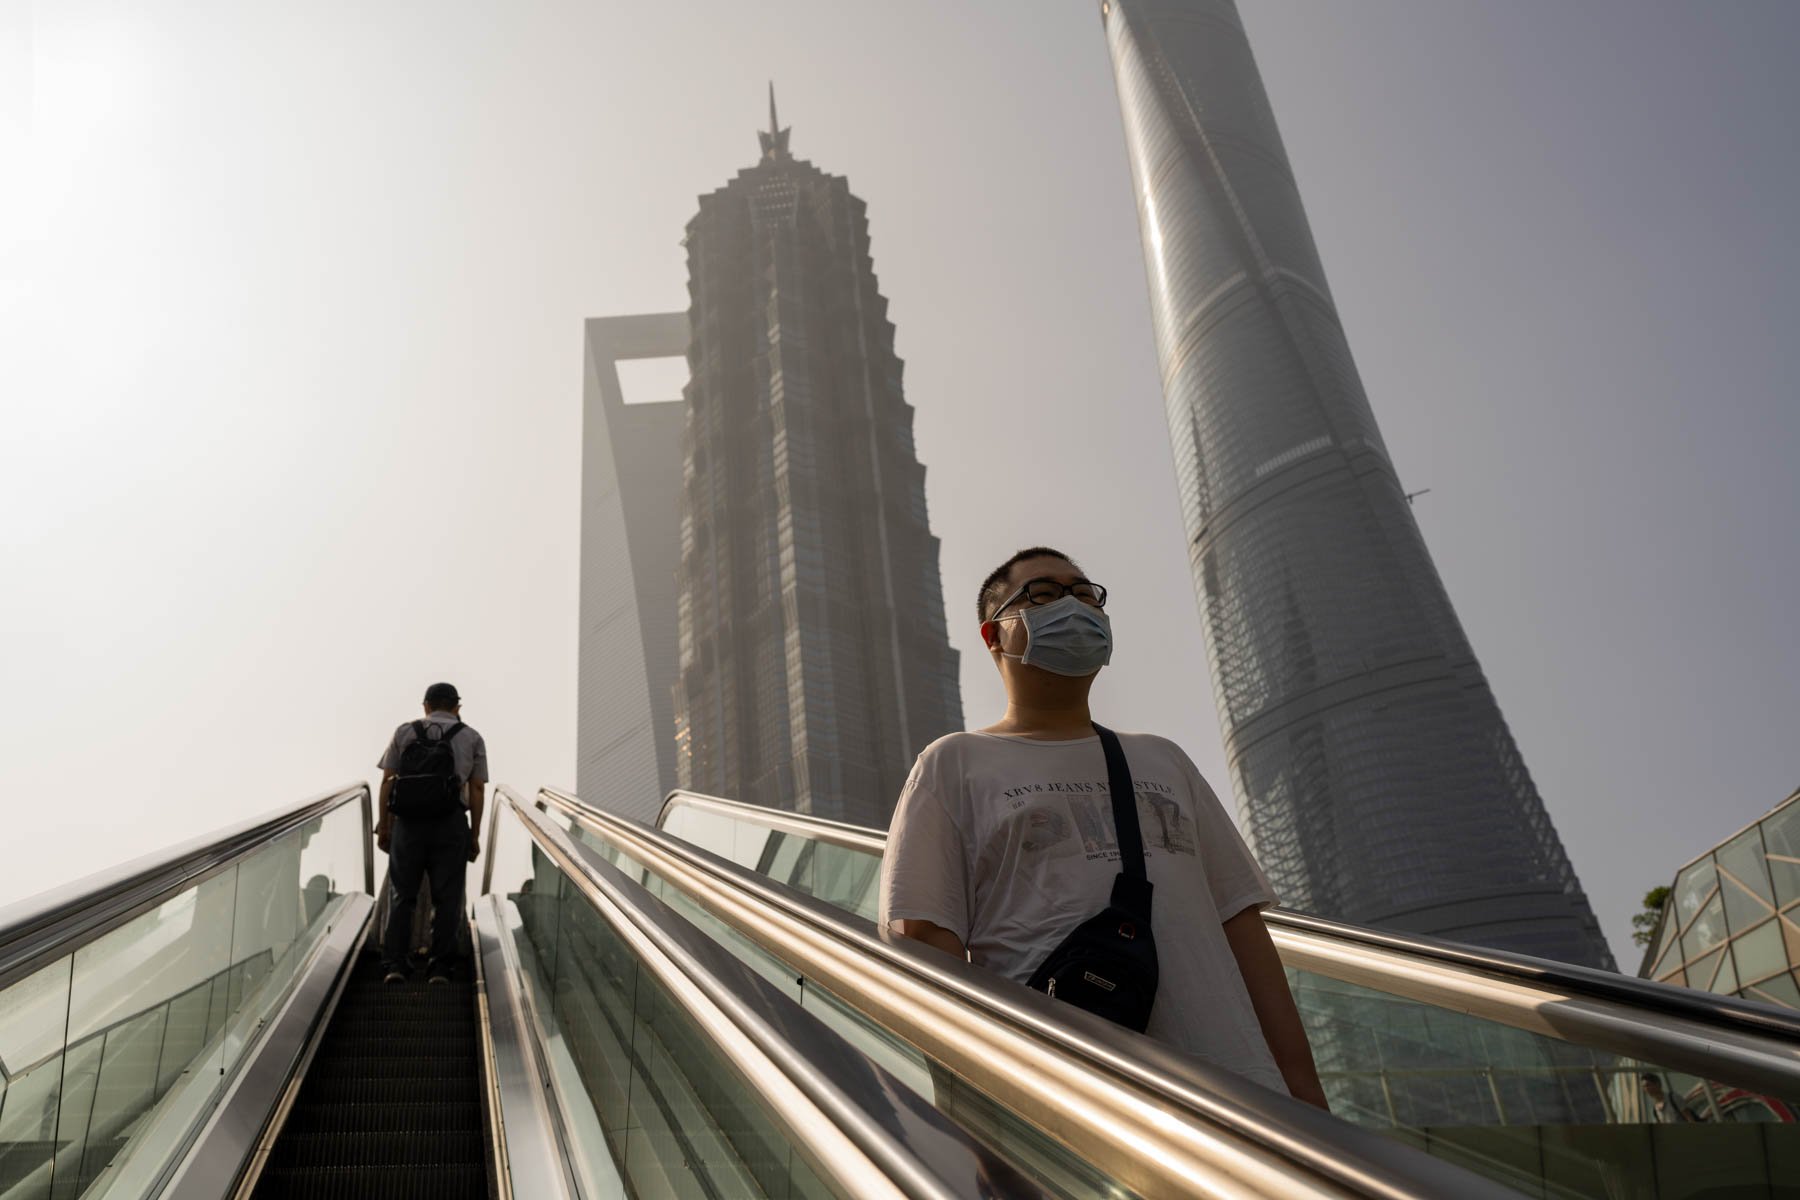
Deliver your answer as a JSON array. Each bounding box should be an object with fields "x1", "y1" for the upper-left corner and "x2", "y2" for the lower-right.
[{"x1": 583, "y1": 3, "x2": 1612, "y2": 969}]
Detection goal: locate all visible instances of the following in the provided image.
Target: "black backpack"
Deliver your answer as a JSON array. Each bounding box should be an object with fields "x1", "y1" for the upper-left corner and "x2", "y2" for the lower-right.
[
  {"x1": 390, "y1": 721, "x2": 466, "y2": 818},
  {"x1": 1026, "y1": 724, "x2": 1160, "y2": 1032}
]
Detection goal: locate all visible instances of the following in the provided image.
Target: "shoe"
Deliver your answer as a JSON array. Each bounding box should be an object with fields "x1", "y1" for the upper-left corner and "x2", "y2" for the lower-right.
[
  {"x1": 427, "y1": 963, "x2": 452, "y2": 985},
  {"x1": 383, "y1": 969, "x2": 406, "y2": 985}
]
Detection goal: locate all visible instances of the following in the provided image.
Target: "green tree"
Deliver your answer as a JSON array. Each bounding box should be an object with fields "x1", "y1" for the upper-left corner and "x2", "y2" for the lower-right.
[{"x1": 1632, "y1": 885, "x2": 1673, "y2": 947}]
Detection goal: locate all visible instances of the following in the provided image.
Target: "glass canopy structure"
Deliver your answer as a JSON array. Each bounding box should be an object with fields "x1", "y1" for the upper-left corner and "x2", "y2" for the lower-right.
[{"x1": 1642, "y1": 788, "x2": 1800, "y2": 1010}]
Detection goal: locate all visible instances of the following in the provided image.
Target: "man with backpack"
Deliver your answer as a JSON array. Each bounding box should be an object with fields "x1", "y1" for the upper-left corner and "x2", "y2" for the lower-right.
[
  {"x1": 879, "y1": 548, "x2": 1327, "y2": 1106},
  {"x1": 376, "y1": 682, "x2": 489, "y2": 984}
]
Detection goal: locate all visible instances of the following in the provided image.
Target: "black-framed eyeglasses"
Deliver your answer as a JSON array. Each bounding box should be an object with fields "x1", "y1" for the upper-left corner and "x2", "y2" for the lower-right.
[{"x1": 989, "y1": 577, "x2": 1108, "y2": 619}]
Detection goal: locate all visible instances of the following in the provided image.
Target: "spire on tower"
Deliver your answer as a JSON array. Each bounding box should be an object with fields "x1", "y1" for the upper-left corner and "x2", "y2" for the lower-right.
[{"x1": 758, "y1": 81, "x2": 792, "y2": 162}]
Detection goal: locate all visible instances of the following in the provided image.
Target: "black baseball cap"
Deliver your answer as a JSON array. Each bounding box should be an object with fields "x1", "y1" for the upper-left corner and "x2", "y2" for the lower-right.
[{"x1": 423, "y1": 682, "x2": 461, "y2": 708}]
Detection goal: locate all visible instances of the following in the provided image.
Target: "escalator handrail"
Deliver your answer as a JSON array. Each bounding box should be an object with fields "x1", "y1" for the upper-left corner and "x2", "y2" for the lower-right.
[
  {"x1": 0, "y1": 782, "x2": 372, "y2": 992},
  {"x1": 1263, "y1": 908, "x2": 1800, "y2": 1041},
  {"x1": 547, "y1": 788, "x2": 1517, "y2": 1200},
  {"x1": 657, "y1": 788, "x2": 1800, "y2": 1045}
]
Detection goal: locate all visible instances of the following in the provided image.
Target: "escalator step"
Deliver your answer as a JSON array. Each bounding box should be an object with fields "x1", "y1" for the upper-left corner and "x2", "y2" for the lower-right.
[
  {"x1": 318, "y1": 1036, "x2": 477, "y2": 1058},
  {"x1": 281, "y1": 1101, "x2": 482, "y2": 1134},
  {"x1": 326, "y1": 1012, "x2": 473, "y2": 1031},
  {"x1": 320, "y1": 1026, "x2": 473, "y2": 1044},
  {"x1": 333, "y1": 996, "x2": 473, "y2": 1014},
  {"x1": 253, "y1": 952, "x2": 489, "y2": 1199},
  {"x1": 268, "y1": 1131, "x2": 483, "y2": 1169},
  {"x1": 294, "y1": 1077, "x2": 474, "y2": 1106},
  {"x1": 254, "y1": 1165, "x2": 487, "y2": 1200},
  {"x1": 304, "y1": 1054, "x2": 476, "y2": 1081}
]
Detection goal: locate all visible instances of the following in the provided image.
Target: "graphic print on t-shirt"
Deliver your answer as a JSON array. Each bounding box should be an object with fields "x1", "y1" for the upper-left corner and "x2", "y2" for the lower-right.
[
  {"x1": 1003, "y1": 778, "x2": 1198, "y2": 862},
  {"x1": 879, "y1": 731, "x2": 1288, "y2": 1095}
]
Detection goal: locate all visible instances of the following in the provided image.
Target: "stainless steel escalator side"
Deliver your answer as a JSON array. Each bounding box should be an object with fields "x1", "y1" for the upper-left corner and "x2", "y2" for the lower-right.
[
  {"x1": 0, "y1": 784, "x2": 373, "y2": 993},
  {"x1": 472, "y1": 895, "x2": 578, "y2": 1200},
  {"x1": 654, "y1": 788, "x2": 1800, "y2": 1097},
  {"x1": 498, "y1": 789, "x2": 1058, "y2": 1200},
  {"x1": 551, "y1": 788, "x2": 1518, "y2": 1200}
]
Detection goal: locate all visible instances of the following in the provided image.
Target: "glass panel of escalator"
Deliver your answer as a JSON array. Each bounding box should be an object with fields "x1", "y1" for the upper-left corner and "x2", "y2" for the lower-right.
[
  {"x1": 51, "y1": 869, "x2": 237, "y2": 1199},
  {"x1": 113, "y1": 803, "x2": 364, "y2": 1198},
  {"x1": 224, "y1": 818, "x2": 339, "y2": 1072},
  {"x1": 0, "y1": 957, "x2": 73, "y2": 1200},
  {"x1": 23, "y1": 800, "x2": 366, "y2": 1200},
  {"x1": 660, "y1": 803, "x2": 773, "y2": 873},
  {"x1": 791, "y1": 840, "x2": 882, "y2": 922},
  {"x1": 1288, "y1": 965, "x2": 1800, "y2": 1198},
  {"x1": 650, "y1": 800, "x2": 1800, "y2": 1198},
  {"x1": 490, "y1": 807, "x2": 834, "y2": 1199},
  {"x1": 555, "y1": 811, "x2": 1138, "y2": 1199},
  {"x1": 661, "y1": 804, "x2": 883, "y2": 922}
]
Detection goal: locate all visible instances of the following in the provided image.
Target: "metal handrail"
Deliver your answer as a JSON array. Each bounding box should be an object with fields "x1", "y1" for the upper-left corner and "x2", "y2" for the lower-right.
[
  {"x1": 547, "y1": 788, "x2": 1512, "y2": 1200},
  {"x1": 500, "y1": 793, "x2": 1049, "y2": 1200},
  {"x1": 654, "y1": 788, "x2": 1800, "y2": 1046},
  {"x1": 474, "y1": 786, "x2": 583, "y2": 1200},
  {"x1": 1264, "y1": 909, "x2": 1800, "y2": 1043},
  {"x1": 0, "y1": 783, "x2": 372, "y2": 992}
]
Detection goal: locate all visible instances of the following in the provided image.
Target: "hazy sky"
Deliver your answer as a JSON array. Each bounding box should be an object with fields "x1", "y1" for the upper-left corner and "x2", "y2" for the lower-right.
[{"x1": 9, "y1": 1, "x2": 1798, "y2": 967}]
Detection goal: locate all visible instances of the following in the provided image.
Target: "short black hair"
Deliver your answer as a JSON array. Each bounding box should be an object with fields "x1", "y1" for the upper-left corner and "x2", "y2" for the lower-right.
[
  {"x1": 423, "y1": 682, "x2": 461, "y2": 711},
  {"x1": 977, "y1": 547, "x2": 1081, "y2": 622}
]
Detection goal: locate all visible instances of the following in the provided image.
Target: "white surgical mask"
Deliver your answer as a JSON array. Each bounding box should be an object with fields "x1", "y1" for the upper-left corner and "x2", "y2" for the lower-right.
[{"x1": 996, "y1": 594, "x2": 1113, "y2": 677}]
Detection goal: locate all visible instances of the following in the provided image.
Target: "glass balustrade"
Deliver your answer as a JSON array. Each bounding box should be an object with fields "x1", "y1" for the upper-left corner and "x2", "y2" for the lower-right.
[
  {"x1": 0, "y1": 800, "x2": 365, "y2": 1200},
  {"x1": 485, "y1": 804, "x2": 835, "y2": 1200},
  {"x1": 660, "y1": 801, "x2": 881, "y2": 922},
  {"x1": 560, "y1": 804, "x2": 1141, "y2": 1198},
  {"x1": 651, "y1": 795, "x2": 1800, "y2": 1200},
  {"x1": 1288, "y1": 966, "x2": 1799, "y2": 1198}
]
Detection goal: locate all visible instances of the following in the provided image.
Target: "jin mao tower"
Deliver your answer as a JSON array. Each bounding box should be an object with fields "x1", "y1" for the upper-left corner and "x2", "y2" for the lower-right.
[{"x1": 672, "y1": 92, "x2": 963, "y2": 826}]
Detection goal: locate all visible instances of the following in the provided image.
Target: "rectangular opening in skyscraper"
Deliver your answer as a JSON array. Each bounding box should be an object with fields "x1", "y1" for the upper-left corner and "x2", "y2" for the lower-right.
[{"x1": 615, "y1": 356, "x2": 689, "y2": 406}]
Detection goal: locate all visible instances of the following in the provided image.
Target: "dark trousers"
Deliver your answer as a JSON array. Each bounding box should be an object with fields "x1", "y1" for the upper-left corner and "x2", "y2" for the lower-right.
[{"x1": 383, "y1": 812, "x2": 468, "y2": 969}]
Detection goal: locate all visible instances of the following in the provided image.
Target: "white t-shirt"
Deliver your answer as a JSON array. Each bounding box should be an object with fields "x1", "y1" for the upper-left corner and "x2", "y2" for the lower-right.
[{"x1": 878, "y1": 729, "x2": 1287, "y2": 1094}]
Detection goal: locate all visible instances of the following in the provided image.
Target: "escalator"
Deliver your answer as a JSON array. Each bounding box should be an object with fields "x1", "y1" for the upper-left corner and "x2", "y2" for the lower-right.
[
  {"x1": 0, "y1": 785, "x2": 1041, "y2": 1200},
  {"x1": 252, "y1": 954, "x2": 486, "y2": 1199},
  {"x1": 620, "y1": 786, "x2": 1800, "y2": 1200},
  {"x1": 6, "y1": 778, "x2": 1795, "y2": 1199}
]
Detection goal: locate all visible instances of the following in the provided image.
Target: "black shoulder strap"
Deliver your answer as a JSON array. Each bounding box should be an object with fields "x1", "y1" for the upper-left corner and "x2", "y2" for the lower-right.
[
  {"x1": 1094, "y1": 724, "x2": 1146, "y2": 882},
  {"x1": 410, "y1": 720, "x2": 428, "y2": 741},
  {"x1": 439, "y1": 721, "x2": 465, "y2": 742}
]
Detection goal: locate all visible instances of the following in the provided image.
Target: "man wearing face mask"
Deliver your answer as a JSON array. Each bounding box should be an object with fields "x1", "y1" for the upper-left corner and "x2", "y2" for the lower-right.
[{"x1": 880, "y1": 547, "x2": 1327, "y2": 1106}]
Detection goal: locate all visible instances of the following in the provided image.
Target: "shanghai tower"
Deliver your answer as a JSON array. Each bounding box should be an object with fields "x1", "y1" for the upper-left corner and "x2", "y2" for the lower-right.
[
  {"x1": 672, "y1": 92, "x2": 964, "y2": 827},
  {"x1": 1101, "y1": 0, "x2": 1613, "y2": 968}
]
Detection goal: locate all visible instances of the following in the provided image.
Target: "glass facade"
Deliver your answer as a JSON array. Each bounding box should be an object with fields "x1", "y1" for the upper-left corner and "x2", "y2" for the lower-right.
[
  {"x1": 1642, "y1": 789, "x2": 1800, "y2": 1010},
  {"x1": 672, "y1": 106, "x2": 963, "y2": 827},
  {"x1": 1100, "y1": 0, "x2": 1612, "y2": 968}
]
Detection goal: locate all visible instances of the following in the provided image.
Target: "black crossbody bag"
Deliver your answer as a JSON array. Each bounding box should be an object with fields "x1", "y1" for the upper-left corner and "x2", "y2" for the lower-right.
[{"x1": 1026, "y1": 724, "x2": 1160, "y2": 1032}]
